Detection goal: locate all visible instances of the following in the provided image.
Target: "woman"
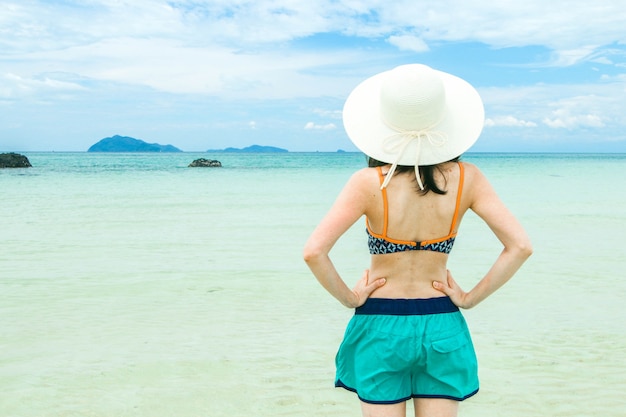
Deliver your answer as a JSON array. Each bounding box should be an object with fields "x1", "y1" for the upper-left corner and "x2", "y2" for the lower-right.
[{"x1": 303, "y1": 64, "x2": 532, "y2": 417}]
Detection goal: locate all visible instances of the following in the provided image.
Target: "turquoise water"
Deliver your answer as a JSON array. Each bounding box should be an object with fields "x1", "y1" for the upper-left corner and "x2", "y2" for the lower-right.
[{"x1": 1, "y1": 152, "x2": 625, "y2": 416}]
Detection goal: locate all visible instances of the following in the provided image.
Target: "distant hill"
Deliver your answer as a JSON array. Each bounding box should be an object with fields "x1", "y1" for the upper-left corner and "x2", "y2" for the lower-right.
[
  {"x1": 88, "y1": 135, "x2": 182, "y2": 152},
  {"x1": 207, "y1": 145, "x2": 288, "y2": 153}
]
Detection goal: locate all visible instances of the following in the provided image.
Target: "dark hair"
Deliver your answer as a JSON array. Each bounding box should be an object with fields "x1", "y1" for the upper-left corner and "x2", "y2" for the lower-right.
[{"x1": 367, "y1": 156, "x2": 460, "y2": 195}]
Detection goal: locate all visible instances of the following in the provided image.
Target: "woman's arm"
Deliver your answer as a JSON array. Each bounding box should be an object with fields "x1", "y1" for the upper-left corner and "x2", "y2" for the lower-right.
[
  {"x1": 303, "y1": 169, "x2": 386, "y2": 308},
  {"x1": 433, "y1": 164, "x2": 533, "y2": 308}
]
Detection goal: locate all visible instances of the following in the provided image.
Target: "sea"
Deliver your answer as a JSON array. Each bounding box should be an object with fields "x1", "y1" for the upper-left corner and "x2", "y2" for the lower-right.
[{"x1": 1, "y1": 152, "x2": 625, "y2": 417}]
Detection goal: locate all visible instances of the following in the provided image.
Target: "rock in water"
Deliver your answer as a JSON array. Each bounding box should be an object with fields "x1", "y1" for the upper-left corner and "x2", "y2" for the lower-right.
[
  {"x1": 188, "y1": 158, "x2": 222, "y2": 167},
  {"x1": 0, "y1": 153, "x2": 32, "y2": 168}
]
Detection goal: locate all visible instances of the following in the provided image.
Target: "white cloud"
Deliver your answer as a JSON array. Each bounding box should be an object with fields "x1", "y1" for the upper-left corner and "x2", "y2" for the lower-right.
[
  {"x1": 387, "y1": 35, "x2": 429, "y2": 52},
  {"x1": 4, "y1": 1, "x2": 626, "y2": 58},
  {"x1": 1, "y1": 1, "x2": 625, "y2": 101},
  {"x1": 338, "y1": 1, "x2": 626, "y2": 55},
  {"x1": 304, "y1": 122, "x2": 337, "y2": 130},
  {"x1": 541, "y1": 93, "x2": 613, "y2": 129},
  {"x1": 549, "y1": 46, "x2": 599, "y2": 67},
  {"x1": 543, "y1": 110, "x2": 605, "y2": 129},
  {"x1": 0, "y1": 72, "x2": 87, "y2": 99},
  {"x1": 478, "y1": 80, "x2": 624, "y2": 147},
  {"x1": 591, "y1": 57, "x2": 613, "y2": 65},
  {"x1": 4, "y1": 35, "x2": 366, "y2": 98},
  {"x1": 313, "y1": 108, "x2": 342, "y2": 119},
  {"x1": 485, "y1": 116, "x2": 537, "y2": 128}
]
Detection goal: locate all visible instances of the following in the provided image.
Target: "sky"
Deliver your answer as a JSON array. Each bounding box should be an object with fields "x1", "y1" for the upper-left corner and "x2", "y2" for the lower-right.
[{"x1": 1, "y1": 0, "x2": 625, "y2": 153}]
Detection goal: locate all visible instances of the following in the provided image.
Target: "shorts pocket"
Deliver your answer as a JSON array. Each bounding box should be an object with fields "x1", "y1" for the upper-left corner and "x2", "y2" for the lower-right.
[
  {"x1": 426, "y1": 331, "x2": 478, "y2": 398},
  {"x1": 430, "y1": 333, "x2": 468, "y2": 353}
]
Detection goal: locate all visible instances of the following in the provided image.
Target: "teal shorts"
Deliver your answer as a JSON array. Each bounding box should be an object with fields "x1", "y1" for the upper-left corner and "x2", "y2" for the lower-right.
[{"x1": 335, "y1": 297, "x2": 479, "y2": 404}]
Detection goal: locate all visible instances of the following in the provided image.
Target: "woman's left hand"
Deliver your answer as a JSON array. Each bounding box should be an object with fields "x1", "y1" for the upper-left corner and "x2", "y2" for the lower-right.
[{"x1": 350, "y1": 269, "x2": 386, "y2": 308}]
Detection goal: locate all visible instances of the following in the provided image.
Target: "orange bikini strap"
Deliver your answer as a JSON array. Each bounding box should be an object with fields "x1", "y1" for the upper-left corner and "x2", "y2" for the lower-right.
[
  {"x1": 449, "y1": 162, "x2": 464, "y2": 234},
  {"x1": 376, "y1": 166, "x2": 389, "y2": 237}
]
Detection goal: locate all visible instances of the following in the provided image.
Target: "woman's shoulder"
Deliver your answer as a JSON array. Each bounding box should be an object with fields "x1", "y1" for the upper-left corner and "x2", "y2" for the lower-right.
[
  {"x1": 350, "y1": 166, "x2": 384, "y2": 182},
  {"x1": 344, "y1": 167, "x2": 385, "y2": 194},
  {"x1": 459, "y1": 161, "x2": 498, "y2": 204},
  {"x1": 459, "y1": 160, "x2": 478, "y2": 171},
  {"x1": 459, "y1": 161, "x2": 486, "y2": 183}
]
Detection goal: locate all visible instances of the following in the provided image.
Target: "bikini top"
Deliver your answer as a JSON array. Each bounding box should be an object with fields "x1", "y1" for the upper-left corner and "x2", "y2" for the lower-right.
[{"x1": 367, "y1": 162, "x2": 464, "y2": 255}]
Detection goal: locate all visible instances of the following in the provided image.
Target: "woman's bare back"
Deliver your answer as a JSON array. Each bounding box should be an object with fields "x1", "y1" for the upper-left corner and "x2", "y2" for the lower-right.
[{"x1": 365, "y1": 162, "x2": 469, "y2": 298}]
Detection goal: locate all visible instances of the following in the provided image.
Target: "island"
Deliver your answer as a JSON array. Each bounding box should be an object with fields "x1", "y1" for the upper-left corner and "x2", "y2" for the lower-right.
[
  {"x1": 207, "y1": 145, "x2": 288, "y2": 153},
  {"x1": 88, "y1": 135, "x2": 182, "y2": 152}
]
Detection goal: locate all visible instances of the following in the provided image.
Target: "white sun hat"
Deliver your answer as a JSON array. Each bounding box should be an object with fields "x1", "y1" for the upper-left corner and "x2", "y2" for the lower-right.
[{"x1": 342, "y1": 64, "x2": 484, "y2": 189}]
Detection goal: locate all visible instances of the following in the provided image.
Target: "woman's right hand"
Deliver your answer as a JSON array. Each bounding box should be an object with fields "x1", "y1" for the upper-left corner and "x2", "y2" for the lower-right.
[{"x1": 350, "y1": 269, "x2": 386, "y2": 308}]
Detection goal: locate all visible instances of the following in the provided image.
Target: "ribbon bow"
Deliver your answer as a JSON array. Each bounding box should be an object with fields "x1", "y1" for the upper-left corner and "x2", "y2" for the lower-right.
[{"x1": 380, "y1": 128, "x2": 448, "y2": 190}]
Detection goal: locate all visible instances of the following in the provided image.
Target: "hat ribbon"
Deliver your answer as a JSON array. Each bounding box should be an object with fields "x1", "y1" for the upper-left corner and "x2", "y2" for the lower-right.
[{"x1": 380, "y1": 128, "x2": 447, "y2": 190}]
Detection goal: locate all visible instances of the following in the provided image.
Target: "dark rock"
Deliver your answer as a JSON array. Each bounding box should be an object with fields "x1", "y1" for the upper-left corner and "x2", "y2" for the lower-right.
[
  {"x1": 188, "y1": 158, "x2": 222, "y2": 167},
  {"x1": 0, "y1": 153, "x2": 32, "y2": 168}
]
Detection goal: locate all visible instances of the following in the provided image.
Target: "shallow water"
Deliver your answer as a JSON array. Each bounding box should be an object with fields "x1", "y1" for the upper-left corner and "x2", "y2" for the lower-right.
[{"x1": 1, "y1": 152, "x2": 625, "y2": 416}]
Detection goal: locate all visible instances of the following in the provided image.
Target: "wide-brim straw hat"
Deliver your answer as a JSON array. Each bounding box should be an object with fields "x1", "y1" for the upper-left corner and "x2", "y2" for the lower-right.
[{"x1": 343, "y1": 64, "x2": 484, "y2": 188}]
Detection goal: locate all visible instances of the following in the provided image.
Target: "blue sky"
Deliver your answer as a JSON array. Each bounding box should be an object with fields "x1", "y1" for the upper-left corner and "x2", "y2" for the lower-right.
[{"x1": 1, "y1": 1, "x2": 625, "y2": 152}]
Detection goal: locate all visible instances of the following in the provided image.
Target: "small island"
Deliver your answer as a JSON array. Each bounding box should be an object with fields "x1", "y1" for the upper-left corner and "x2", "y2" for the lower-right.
[
  {"x1": 207, "y1": 145, "x2": 288, "y2": 153},
  {"x1": 88, "y1": 135, "x2": 182, "y2": 152}
]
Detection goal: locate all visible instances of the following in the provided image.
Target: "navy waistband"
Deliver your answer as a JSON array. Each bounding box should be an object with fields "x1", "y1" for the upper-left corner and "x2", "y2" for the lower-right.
[{"x1": 355, "y1": 297, "x2": 459, "y2": 316}]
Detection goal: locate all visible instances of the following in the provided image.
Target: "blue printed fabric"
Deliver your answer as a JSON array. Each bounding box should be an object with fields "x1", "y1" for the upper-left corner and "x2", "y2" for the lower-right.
[{"x1": 368, "y1": 230, "x2": 455, "y2": 255}]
